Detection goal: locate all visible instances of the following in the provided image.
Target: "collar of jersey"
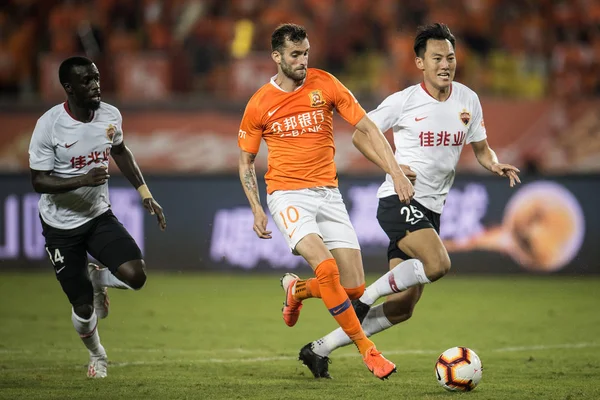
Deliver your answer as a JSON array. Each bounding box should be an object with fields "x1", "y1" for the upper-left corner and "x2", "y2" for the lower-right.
[
  {"x1": 269, "y1": 74, "x2": 306, "y2": 93},
  {"x1": 420, "y1": 81, "x2": 453, "y2": 102},
  {"x1": 63, "y1": 102, "x2": 96, "y2": 123}
]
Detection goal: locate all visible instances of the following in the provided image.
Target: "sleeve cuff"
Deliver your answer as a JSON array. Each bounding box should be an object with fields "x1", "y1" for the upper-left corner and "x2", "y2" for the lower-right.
[{"x1": 29, "y1": 161, "x2": 54, "y2": 170}]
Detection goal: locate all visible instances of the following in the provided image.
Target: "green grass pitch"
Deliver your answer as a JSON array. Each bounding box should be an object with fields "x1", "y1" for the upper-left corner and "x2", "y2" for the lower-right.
[{"x1": 1, "y1": 272, "x2": 599, "y2": 399}]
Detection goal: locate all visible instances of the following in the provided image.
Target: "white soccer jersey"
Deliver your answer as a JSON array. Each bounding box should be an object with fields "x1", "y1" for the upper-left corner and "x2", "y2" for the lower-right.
[
  {"x1": 28, "y1": 102, "x2": 124, "y2": 229},
  {"x1": 369, "y1": 82, "x2": 487, "y2": 213}
]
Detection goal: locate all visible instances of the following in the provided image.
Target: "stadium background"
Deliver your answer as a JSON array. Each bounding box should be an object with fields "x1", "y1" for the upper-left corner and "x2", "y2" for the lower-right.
[
  {"x1": 0, "y1": 0, "x2": 599, "y2": 275},
  {"x1": 1, "y1": 2, "x2": 600, "y2": 400}
]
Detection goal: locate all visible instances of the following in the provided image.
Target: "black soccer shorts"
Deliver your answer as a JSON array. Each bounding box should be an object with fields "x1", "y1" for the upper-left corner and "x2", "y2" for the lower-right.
[
  {"x1": 41, "y1": 209, "x2": 142, "y2": 305},
  {"x1": 376, "y1": 195, "x2": 441, "y2": 261}
]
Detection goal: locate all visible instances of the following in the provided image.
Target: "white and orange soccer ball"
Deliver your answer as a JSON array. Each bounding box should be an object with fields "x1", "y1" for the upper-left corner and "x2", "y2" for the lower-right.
[{"x1": 435, "y1": 347, "x2": 483, "y2": 392}]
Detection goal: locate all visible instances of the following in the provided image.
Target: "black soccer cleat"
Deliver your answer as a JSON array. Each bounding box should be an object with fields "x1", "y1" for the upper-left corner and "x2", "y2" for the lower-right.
[
  {"x1": 352, "y1": 299, "x2": 371, "y2": 324},
  {"x1": 299, "y1": 343, "x2": 332, "y2": 379}
]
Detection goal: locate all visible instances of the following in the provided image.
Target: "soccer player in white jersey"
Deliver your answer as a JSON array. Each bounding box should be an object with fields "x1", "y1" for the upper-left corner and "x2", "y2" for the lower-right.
[
  {"x1": 296, "y1": 23, "x2": 521, "y2": 378},
  {"x1": 28, "y1": 56, "x2": 166, "y2": 378}
]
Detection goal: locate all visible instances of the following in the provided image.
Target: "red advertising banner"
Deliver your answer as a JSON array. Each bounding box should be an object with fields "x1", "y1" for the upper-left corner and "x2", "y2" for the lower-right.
[
  {"x1": 38, "y1": 53, "x2": 172, "y2": 102},
  {"x1": 114, "y1": 54, "x2": 171, "y2": 101},
  {"x1": 229, "y1": 54, "x2": 275, "y2": 100},
  {"x1": 38, "y1": 54, "x2": 66, "y2": 102},
  {"x1": 1, "y1": 99, "x2": 596, "y2": 174}
]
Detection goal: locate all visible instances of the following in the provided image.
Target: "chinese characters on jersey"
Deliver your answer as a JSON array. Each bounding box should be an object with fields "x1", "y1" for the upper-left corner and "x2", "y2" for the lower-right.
[
  {"x1": 419, "y1": 131, "x2": 466, "y2": 147},
  {"x1": 270, "y1": 109, "x2": 325, "y2": 137},
  {"x1": 70, "y1": 147, "x2": 111, "y2": 169}
]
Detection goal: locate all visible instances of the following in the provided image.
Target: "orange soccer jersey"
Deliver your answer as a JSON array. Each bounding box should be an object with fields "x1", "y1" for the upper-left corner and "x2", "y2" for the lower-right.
[{"x1": 238, "y1": 68, "x2": 366, "y2": 194}]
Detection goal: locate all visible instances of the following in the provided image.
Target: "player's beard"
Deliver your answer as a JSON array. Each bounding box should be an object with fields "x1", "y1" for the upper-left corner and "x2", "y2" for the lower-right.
[{"x1": 281, "y1": 60, "x2": 306, "y2": 83}]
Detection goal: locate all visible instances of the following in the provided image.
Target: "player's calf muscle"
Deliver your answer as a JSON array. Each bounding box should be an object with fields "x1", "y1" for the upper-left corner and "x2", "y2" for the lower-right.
[{"x1": 383, "y1": 286, "x2": 423, "y2": 324}]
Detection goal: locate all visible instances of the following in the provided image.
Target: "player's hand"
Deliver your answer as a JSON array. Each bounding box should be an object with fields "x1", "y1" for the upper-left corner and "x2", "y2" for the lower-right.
[
  {"x1": 491, "y1": 163, "x2": 521, "y2": 188},
  {"x1": 143, "y1": 198, "x2": 166, "y2": 231},
  {"x1": 81, "y1": 166, "x2": 109, "y2": 187},
  {"x1": 400, "y1": 164, "x2": 416, "y2": 184},
  {"x1": 253, "y1": 209, "x2": 272, "y2": 239},
  {"x1": 392, "y1": 173, "x2": 415, "y2": 204}
]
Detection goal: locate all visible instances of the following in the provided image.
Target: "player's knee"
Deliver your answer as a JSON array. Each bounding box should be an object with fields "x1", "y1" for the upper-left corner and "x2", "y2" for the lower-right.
[
  {"x1": 73, "y1": 304, "x2": 94, "y2": 320},
  {"x1": 424, "y1": 252, "x2": 451, "y2": 282},
  {"x1": 117, "y1": 260, "x2": 147, "y2": 290},
  {"x1": 436, "y1": 255, "x2": 451, "y2": 278},
  {"x1": 315, "y1": 258, "x2": 340, "y2": 285},
  {"x1": 344, "y1": 283, "x2": 365, "y2": 300},
  {"x1": 65, "y1": 279, "x2": 94, "y2": 318},
  {"x1": 128, "y1": 269, "x2": 147, "y2": 290}
]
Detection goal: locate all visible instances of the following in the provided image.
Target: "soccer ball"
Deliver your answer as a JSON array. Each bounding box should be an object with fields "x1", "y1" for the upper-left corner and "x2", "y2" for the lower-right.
[{"x1": 435, "y1": 347, "x2": 483, "y2": 392}]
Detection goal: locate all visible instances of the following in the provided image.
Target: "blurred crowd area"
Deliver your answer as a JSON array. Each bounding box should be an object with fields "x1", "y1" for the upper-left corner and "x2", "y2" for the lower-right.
[{"x1": 1, "y1": 0, "x2": 600, "y2": 102}]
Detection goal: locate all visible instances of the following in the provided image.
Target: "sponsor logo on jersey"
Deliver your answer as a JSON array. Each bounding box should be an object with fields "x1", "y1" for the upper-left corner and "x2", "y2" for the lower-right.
[{"x1": 309, "y1": 90, "x2": 326, "y2": 107}]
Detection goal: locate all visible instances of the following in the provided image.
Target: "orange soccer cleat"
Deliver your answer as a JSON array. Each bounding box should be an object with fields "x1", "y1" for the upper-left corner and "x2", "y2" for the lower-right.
[
  {"x1": 363, "y1": 346, "x2": 397, "y2": 380},
  {"x1": 280, "y1": 273, "x2": 303, "y2": 327}
]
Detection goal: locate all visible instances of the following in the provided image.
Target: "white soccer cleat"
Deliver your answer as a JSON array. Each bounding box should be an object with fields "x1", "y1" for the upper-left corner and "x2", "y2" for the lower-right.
[
  {"x1": 87, "y1": 354, "x2": 108, "y2": 378},
  {"x1": 88, "y1": 263, "x2": 110, "y2": 319}
]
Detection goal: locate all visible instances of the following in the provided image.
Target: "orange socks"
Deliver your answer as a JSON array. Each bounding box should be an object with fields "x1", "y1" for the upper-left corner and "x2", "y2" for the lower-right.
[
  {"x1": 314, "y1": 258, "x2": 373, "y2": 355},
  {"x1": 294, "y1": 279, "x2": 365, "y2": 301},
  {"x1": 293, "y1": 278, "x2": 321, "y2": 300}
]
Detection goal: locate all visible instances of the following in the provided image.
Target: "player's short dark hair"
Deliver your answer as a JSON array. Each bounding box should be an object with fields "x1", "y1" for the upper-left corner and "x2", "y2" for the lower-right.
[
  {"x1": 58, "y1": 56, "x2": 94, "y2": 85},
  {"x1": 271, "y1": 23, "x2": 308, "y2": 53},
  {"x1": 414, "y1": 23, "x2": 456, "y2": 58}
]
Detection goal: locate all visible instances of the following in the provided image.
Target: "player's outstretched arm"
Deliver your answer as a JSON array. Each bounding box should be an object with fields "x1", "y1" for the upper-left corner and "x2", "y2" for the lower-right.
[
  {"x1": 238, "y1": 150, "x2": 271, "y2": 239},
  {"x1": 354, "y1": 115, "x2": 415, "y2": 203},
  {"x1": 352, "y1": 129, "x2": 416, "y2": 184},
  {"x1": 471, "y1": 139, "x2": 521, "y2": 187},
  {"x1": 30, "y1": 167, "x2": 109, "y2": 194},
  {"x1": 352, "y1": 127, "x2": 386, "y2": 170},
  {"x1": 111, "y1": 142, "x2": 166, "y2": 230}
]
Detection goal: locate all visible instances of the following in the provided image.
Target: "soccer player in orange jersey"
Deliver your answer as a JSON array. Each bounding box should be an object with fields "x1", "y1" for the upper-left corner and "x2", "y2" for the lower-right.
[{"x1": 237, "y1": 23, "x2": 414, "y2": 380}]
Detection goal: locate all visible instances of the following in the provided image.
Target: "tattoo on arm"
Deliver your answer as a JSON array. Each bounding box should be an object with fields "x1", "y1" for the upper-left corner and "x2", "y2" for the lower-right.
[
  {"x1": 244, "y1": 169, "x2": 260, "y2": 204},
  {"x1": 243, "y1": 153, "x2": 261, "y2": 206}
]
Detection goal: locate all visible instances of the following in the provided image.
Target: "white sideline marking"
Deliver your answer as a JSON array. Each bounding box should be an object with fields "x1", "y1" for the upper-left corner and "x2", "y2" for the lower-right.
[
  {"x1": 491, "y1": 343, "x2": 597, "y2": 352},
  {"x1": 1, "y1": 342, "x2": 598, "y2": 372}
]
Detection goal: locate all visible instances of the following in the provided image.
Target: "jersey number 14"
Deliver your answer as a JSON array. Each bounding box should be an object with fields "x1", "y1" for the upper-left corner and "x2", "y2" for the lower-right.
[{"x1": 45, "y1": 247, "x2": 65, "y2": 266}]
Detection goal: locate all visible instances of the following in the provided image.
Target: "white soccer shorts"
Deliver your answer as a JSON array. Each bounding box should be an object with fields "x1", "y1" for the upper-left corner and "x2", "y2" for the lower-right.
[{"x1": 267, "y1": 187, "x2": 361, "y2": 254}]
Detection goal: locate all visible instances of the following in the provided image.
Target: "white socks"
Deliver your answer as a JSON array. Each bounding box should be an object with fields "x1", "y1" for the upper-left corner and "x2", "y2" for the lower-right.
[
  {"x1": 71, "y1": 309, "x2": 105, "y2": 357},
  {"x1": 92, "y1": 267, "x2": 133, "y2": 290},
  {"x1": 310, "y1": 259, "x2": 432, "y2": 357},
  {"x1": 359, "y1": 259, "x2": 430, "y2": 306},
  {"x1": 312, "y1": 304, "x2": 393, "y2": 357}
]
